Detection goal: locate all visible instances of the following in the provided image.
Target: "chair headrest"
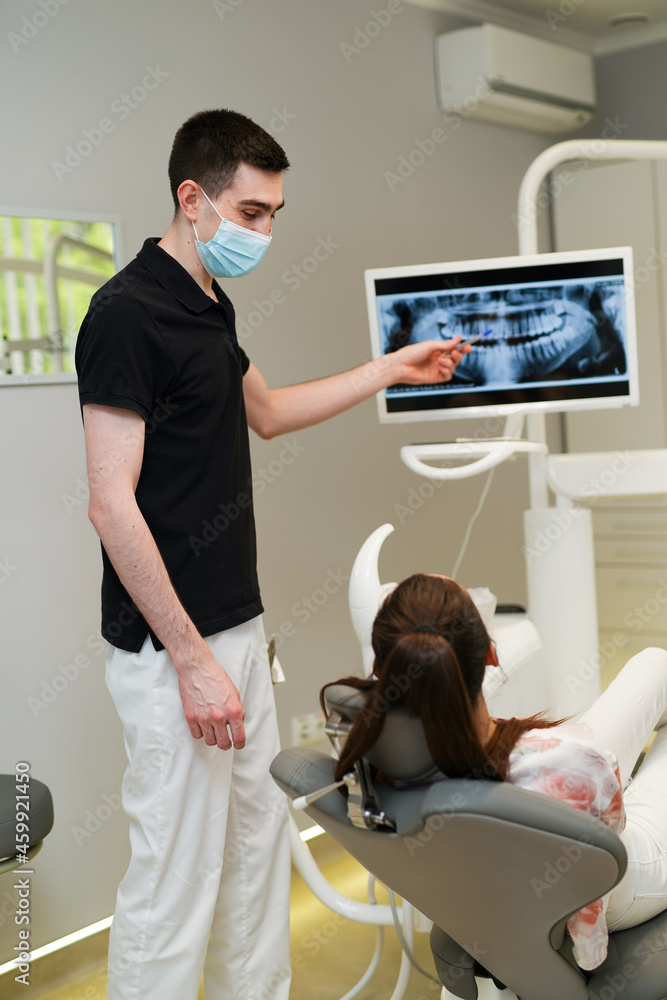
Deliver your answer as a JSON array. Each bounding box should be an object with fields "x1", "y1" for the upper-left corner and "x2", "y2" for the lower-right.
[{"x1": 323, "y1": 683, "x2": 440, "y2": 783}]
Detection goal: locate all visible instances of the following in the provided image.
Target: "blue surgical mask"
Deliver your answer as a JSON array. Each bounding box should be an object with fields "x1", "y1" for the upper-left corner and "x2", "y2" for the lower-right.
[{"x1": 192, "y1": 188, "x2": 272, "y2": 278}]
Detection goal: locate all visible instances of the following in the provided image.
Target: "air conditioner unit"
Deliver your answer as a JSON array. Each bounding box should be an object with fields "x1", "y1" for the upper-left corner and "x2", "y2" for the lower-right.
[{"x1": 435, "y1": 23, "x2": 596, "y2": 134}]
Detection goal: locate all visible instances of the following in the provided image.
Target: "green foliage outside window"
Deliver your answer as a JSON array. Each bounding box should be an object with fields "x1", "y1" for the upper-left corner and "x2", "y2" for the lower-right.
[{"x1": 0, "y1": 216, "x2": 117, "y2": 379}]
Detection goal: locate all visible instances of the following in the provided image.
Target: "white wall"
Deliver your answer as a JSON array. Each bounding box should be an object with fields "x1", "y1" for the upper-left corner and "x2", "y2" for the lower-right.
[{"x1": 0, "y1": 0, "x2": 552, "y2": 954}]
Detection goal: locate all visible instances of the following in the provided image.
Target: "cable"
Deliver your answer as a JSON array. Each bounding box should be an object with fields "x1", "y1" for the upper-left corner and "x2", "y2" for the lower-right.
[
  {"x1": 450, "y1": 467, "x2": 496, "y2": 579},
  {"x1": 338, "y1": 875, "x2": 385, "y2": 1000},
  {"x1": 388, "y1": 890, "x2": 441, "y2": 985}
]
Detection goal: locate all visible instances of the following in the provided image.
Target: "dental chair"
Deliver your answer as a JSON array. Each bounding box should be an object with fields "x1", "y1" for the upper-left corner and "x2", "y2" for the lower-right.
[
  {"x1": 272, "y1": 680, "x2": 667, "y2": 1000},
  {"x1": 283, "y1": 522, "x2": 554, "y2": 999}
]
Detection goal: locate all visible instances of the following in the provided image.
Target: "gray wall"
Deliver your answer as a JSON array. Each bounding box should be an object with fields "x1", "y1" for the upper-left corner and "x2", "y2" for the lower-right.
[
  {"x1": 0, "y1": 0, "x2": 559, "y2": 952},
  {"x1": 587, "y1": 38, "x2": 667, "y2": 141}
]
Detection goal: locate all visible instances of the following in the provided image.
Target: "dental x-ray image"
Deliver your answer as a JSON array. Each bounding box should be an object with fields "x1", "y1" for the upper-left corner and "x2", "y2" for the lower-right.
[
  {"x1": 379, "y1": 279, "x2": 628, "y2": 390},
  {"x1": 366, "y1": 250, "x2": 638, "y2": 423}
]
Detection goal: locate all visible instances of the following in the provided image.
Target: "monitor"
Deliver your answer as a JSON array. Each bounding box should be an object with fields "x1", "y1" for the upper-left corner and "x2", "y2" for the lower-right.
[{"x1": 365, "y1": 246, "x2": 638, "y2": 425}]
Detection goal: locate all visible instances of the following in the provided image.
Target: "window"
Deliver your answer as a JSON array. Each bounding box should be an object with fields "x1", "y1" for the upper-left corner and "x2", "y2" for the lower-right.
[{"x1": 0, "y1": 211, "x2": 120, "y2": 384}]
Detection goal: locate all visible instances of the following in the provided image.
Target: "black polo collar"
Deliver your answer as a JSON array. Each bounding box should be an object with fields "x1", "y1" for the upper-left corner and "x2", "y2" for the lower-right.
[{"x1": 137, "y1": 237, "x2": 229, "y2": 315}]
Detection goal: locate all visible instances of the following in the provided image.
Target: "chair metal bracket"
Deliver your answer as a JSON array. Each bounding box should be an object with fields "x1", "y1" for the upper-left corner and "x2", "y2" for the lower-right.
[{"x1": 344, "y1": 762, "x2": 397, "y2": 833}]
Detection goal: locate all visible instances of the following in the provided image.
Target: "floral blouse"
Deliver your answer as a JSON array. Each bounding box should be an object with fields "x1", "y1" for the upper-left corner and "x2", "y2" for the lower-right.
[{"x1": 508, "y1": 723, "x2": 626, "y2": 971}]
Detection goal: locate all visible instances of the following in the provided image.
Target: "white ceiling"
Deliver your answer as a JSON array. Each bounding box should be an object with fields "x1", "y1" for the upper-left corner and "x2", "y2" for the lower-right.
[{"x1": 404, "y1": 0, "x2": 667, "y2": 53}]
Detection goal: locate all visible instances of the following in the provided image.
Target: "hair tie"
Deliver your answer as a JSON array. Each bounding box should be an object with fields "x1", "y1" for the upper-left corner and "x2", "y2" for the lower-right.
[{"x1": 414, "y1": 624, "x2": 440, "y2": 635}]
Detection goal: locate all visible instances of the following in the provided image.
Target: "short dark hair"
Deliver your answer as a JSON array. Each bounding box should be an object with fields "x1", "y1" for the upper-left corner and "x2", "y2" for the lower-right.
[{"x1": 168, "y1": 108, "x2": 290, "y2": 211}]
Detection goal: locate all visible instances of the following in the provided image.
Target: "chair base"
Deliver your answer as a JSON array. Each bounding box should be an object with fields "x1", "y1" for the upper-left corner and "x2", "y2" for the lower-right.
[
  {"x1": 442, "y1": 983, "x2": 516, "y2": 1000},
  {"x1": 435, "y1": 908, "x2": 667, "y2": 1000},
  {"x1": 588, "y1": 910, "x2": 667, "y2": 1000}
]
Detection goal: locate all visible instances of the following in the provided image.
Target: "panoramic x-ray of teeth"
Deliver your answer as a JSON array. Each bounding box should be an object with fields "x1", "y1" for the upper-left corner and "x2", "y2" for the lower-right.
[{"x1": 380, "y1": 282, "x2": 627, "y2": 386}]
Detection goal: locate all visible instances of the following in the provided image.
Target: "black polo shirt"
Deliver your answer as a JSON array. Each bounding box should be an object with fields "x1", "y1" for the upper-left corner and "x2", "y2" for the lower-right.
[{"x1": 75, "y1": 238, "x2": 262, "y2": 652}]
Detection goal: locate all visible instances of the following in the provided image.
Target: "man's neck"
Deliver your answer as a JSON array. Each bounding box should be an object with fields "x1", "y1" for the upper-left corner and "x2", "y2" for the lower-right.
[{"x1": 158, "y1": 219, "x2": 218, "y2": 301}]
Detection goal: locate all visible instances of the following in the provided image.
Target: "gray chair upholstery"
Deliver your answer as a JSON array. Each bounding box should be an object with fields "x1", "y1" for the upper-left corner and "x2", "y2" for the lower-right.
[
  {"x1": 0, "y1": 774, "x2": 54, "y2": 874},
  {"x1": 270, "y1": 685, "x2": 667, "y2": 1000}
]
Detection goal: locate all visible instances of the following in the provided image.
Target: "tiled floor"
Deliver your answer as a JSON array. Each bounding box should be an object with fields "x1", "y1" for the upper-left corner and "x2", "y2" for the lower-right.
[{"x1": 6, "y1": 833, "x2": 441, "y2": 1000}]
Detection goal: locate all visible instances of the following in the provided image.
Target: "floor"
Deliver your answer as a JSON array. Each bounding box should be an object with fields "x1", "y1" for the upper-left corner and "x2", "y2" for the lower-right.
[
  {"x1": 3, "y1": 654, "x2": 642, "y2": 1000},
  {"x1": 7, "y1": 832, "x2": 442, "y2": 1000}
]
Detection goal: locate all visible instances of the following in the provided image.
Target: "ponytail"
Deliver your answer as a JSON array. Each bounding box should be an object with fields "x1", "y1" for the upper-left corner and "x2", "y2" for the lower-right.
[
  {"x1": 321, "y1": 573, "x2": 564, "y2": 786},
  {"x1": 327, "y1": 631, "x2": 499, "y2": 783}
]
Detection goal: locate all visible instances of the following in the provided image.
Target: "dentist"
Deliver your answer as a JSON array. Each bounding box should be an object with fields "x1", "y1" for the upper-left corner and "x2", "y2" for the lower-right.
[{"x1": 75, "y1": 108, "x2": 466, "y2": 1000}]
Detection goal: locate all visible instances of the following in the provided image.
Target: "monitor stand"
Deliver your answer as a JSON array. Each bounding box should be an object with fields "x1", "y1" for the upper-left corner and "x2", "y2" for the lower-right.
[{"x1": 400, "y1": 412, "x2": 547, "y2": 482}]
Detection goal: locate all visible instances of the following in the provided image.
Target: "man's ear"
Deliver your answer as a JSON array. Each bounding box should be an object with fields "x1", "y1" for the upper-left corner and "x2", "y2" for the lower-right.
[{"x1": 177, "y1": 180, "x2": 200, "y2": 222}]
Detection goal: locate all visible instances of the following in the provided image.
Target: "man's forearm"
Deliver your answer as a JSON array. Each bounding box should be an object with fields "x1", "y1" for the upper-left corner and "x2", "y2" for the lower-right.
[
  {"x1": 255, "y1": 353, "x2": 403, "y2": 438},
  {"x1": 89, "y1": 492, "x2": 206, "y2": 666},
  {"x1": 246, "y1": 338, "x2": 463, "y2": 440}
]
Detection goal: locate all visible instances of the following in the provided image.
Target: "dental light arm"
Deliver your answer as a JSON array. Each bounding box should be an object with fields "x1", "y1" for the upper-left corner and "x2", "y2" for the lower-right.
[
  {"x1": 517, "y1": 139, "x2": 667, "y2": 257},
  {"x1": 518, "y1": 138, "x2": 667, "y2": 508}
]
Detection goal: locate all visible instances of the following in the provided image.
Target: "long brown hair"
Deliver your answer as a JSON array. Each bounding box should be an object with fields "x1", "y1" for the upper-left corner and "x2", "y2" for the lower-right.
[{"x1": 321, "y1": 574, "x2": 561, "y2": 784}]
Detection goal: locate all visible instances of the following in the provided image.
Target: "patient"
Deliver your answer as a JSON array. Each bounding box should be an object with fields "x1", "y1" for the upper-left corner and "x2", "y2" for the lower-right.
[{"x1": 321, "y1": 573, "x2": 667, "y2": 972}]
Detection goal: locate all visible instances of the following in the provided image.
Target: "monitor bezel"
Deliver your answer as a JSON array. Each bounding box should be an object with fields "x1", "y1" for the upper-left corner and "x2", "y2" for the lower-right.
[{"x1": 365, "y1": 246, "x2": 638, "y2": 425}]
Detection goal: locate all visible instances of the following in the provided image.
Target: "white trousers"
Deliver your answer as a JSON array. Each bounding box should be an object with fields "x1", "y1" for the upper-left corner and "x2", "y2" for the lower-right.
[
  {"x1": 105, "y1": 616, "x2": 291, "y2": 1000},
  {"x1": 576, "y1": 647, "x2": 667, "y2": 930}
]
